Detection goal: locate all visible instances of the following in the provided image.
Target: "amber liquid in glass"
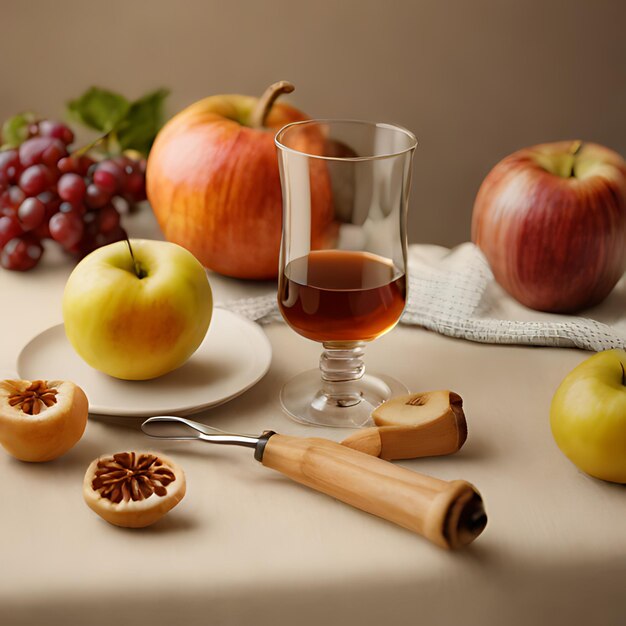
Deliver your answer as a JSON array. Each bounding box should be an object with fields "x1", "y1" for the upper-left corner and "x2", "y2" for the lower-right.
[{"x1": 279, "y1": 250, "x2": 406, "y2": 342}]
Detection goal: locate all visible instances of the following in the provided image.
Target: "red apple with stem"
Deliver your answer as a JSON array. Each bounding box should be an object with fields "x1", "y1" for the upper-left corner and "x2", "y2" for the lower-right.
[
  {"x1": 146, "y1": 81, "x2": 334, "y2": 280},
  {"x1": 472, "y1": 140, "x2": 626, "y2": 312}
]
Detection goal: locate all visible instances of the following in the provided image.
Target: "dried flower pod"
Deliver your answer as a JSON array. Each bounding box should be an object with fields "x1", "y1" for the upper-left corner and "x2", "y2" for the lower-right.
[
  {"x1": 0, "y1": 379, "x2": 88, "y2": 461},
  {"x1": 83, "y1": 451, "x2": 186, "y2": 527}
]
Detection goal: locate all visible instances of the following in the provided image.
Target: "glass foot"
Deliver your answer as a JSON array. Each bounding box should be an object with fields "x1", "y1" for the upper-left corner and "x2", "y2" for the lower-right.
[{"x1": 280, "y1": 369, "x2": 408, "y2": 428}]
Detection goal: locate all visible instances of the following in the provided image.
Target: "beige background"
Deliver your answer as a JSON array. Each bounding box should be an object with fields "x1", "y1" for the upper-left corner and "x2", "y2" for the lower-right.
[{"x1": 2, "y1": 0, "x2": 625, "y2": 246}]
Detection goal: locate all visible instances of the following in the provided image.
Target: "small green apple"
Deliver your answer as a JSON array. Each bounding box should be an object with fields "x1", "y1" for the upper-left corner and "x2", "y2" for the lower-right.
[
  {"x1": 63, "y1": 239, "x2": 212, "y2": 380},
  {"x1": 550, "y1": 349, "x2": 626, "y2": 483}
]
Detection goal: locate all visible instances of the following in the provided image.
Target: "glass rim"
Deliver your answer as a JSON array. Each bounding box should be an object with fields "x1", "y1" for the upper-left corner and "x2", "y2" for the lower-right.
[{"x1": 274, "y1": 118, "x2": 418, "y2": 162}]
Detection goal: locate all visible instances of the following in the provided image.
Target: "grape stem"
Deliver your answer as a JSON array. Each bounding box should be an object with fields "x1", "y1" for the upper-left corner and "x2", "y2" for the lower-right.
[
  {"x1": 249, "y1": 81, "x2": 295, "y2": 128},
  {"x1": 71, "y1": 134, "x2": 108, "y2": 158},
  {"x1": 71, "y1": 129, "x2": 122, "y2": 158}
]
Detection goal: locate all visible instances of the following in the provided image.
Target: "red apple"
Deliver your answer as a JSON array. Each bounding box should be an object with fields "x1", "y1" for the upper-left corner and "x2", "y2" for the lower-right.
[
  {"x1": 146, "y1": 82, "x2": 334, "y2": 279},
  {"x1": 472, "y1": 141, "x2": 626, "y2": 312}
]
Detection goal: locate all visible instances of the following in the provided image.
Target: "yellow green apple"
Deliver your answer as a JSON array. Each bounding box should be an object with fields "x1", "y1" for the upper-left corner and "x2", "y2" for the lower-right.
[
  {"x1": 550, "y1": 349, "x2": 626, "y2": 483},
  {"x1": 63, "y1": 239, "x2": 212, "y2": 380}
]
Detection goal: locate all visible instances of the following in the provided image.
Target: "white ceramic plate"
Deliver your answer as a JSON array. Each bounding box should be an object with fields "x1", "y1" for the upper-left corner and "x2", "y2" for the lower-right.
[{"x1": 16, "y1": 309, "x2": 272, "y2": 417}]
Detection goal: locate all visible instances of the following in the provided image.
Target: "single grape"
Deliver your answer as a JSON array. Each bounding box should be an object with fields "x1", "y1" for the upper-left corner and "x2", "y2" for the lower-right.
[
  {"x1": 96, "y1": 159, "x2": 125, "y2": 175},
  {"x1": 96, "y1": 159, "x2": 125, "y2": 182},
  {"x1": 0, "y1": 215, "x2": 24, "y2": 247},
  {"x1": 111, "y1": 156, "x2": 146, "y2": 201},
  {"x1": 49, "y1": 211, "x2": 83, "y2": 247},
  {"x1": 93, "y1": 169, "x2": 119, "y2": 194},
  {"x1": 58, "y1": 173, "x2": 86, "y2": 204},
  {"x1": 1, "y1": 186, "x2": 27, "y2": 215},
  {"x1": 0, "y1": 235, "x2": 43, "y2": 271},
  {"x1": 57, "y1": 156, "x2": 79, "y2": 174},
  {"x1": 38, "y1": 120, "x2": 74, "y2": 145},
  {"x1": 124, "y1": 171, "x2": 146, "y2": 201},
  {"x1": 112, "y1": 155, "x2": 135, "y2": 173},
  {"x1": 42, "y1": 143, "x2": 67, "y2": 167},
  {"x1": 0, "y1": 150, "x2": 20, "y2": 180},
  {"x1": 78, "y1": 156, "x2": 96, "y2": 176},
  {"x1": 10, "y1": 185, "x2": 27, "y2": 204},
  {"x1": 98, "y1": 204, "x2": 120, "y2": 233},
  {"x1": 19, "y1": 165, "x2": 53, "y2": 196},
  {"x1": 17, "y1": 198, "x2": 46, "y2": 231},
  {"x1": 19, "y1": 137, "x2": 67, "y2": 168},
  {"x1": 84, "y1": 183, "x2": 110, "y2": 209},
  {"x1": 0, "y1": 191, "x2": 17, "y2": 216},
  {"x1": 18, "y1": 140, "x2": 43, "y2": 167}
]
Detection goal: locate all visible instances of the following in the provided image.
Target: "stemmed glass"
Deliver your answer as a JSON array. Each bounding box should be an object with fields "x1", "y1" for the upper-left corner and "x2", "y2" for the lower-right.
[{"x1": 275, "y1": 119, "x2": 417, "y2": 427}]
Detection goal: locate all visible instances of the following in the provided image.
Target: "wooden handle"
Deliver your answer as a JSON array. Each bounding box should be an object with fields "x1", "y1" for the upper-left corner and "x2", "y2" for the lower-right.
[{"x1": 261, "y1": 434, "x2": 487, "y2": 549}]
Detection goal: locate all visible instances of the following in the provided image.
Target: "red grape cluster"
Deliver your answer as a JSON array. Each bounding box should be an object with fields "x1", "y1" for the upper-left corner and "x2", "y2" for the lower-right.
[{"x1": 0, "y1": 120, "x2": 146, "y2": 271}]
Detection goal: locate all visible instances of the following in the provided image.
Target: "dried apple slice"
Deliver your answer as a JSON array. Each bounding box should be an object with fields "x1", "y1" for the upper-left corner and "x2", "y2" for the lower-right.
[
  {"x1": 0, "y1": 379, "x2": 88, "y2": 462},
  {"x1": 83, "y1": 451, "x2": 186, "y2": 528},
  {"x1": 341, "y1": 391, "x2": 467, "y2": 460}
]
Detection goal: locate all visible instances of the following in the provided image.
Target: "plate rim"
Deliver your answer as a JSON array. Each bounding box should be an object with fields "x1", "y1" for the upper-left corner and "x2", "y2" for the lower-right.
[{"x1": 16, "y1": 308, "x2": 272, "y2": 417}]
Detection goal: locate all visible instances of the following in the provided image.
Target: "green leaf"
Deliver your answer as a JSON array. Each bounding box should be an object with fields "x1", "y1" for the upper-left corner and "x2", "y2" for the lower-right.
[
  {"x1": 67, "y1": 87, "x2": 130, "y2": 133},
  {"x1": 1, "y1": 112, "x2": 36, "y2": 147},
  {"x1": 116, "y1": 89, "x2": 170, "y2": 155}
]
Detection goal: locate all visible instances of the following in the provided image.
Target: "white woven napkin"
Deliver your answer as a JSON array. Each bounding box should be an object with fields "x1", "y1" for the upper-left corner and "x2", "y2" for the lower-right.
[{"x1": 220, "y1": 243, "x2": 626, "y2": 352}]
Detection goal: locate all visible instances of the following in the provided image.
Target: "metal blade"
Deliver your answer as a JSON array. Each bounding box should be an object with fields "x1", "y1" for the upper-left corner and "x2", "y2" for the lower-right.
[{"x1": 141, "y1": 416, "x2": 261, "y2": 449}]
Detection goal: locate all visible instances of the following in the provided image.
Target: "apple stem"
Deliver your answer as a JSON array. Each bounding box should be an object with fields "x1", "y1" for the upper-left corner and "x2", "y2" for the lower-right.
[
  {"x1": 125, "y1": 238, "x2": 146, "y2": 279},
  {"x1": 620, "y1": 362, "x2": 625, "y2": 386},
  {"x1": 567, "y1": 140, "x2": 583, "y2": 178},
  {"x1": 249, "y1": 81, "x2": 295, "y2": 128}
]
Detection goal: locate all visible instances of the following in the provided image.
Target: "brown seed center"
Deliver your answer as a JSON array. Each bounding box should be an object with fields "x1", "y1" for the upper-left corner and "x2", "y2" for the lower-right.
[
  {"x1": 406, "y1": 396, "x2": 426, "y2": 406},
  {"x1": 92, "y1": 452, "x2": 176, "y2": 504},
  {"x1": 8, "y1": 380, "x2": 59, "y2": 415}
]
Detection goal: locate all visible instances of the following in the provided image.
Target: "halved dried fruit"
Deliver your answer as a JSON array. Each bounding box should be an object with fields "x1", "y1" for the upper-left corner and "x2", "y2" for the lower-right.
[
  {"x1": 83, "y1": 451, "x2": 186, "y2": 528},
  {"x1": 341, "y1": 390, "x2": 467, "y2": 460},
  {"x1": 0, "y1": 379, "x2": 88, "y2": 461}
]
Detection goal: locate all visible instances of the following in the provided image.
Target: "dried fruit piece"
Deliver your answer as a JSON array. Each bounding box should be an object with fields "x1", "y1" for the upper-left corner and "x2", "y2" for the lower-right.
[
  {"x1": 372, "y1": 390, "x2": 465, "y2": 428},
  {"x1": 341, "y1": 391, "x2": 467, "y2": 460},
  {"x1": 0, "y1": 379, "x2": 88, "y2": 461},
  {"x1": 83, "y1": 451, "x2": 186, "y2": 528}
]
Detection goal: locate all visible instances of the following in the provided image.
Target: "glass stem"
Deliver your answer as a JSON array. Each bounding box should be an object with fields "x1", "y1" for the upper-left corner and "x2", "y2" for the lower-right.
[{"x1": 319, "y1": 342, "x2": 366, "y2": 407}]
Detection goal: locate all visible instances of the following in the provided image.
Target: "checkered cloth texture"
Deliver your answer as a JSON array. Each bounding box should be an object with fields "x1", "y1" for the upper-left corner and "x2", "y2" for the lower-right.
[{"x1": 219, "y1": 243, "x2": 626, "y2": 352}]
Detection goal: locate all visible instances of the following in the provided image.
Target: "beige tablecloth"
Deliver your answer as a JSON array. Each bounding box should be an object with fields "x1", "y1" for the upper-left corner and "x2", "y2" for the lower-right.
[{"x1": 1, "y1": 210, "x2": 625, "y2": 626}]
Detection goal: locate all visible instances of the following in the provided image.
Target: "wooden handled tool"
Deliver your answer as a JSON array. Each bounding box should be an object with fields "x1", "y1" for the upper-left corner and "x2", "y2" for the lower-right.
[{"x1": 142, "y1": 416, "x2": 487, "y2": 549}]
